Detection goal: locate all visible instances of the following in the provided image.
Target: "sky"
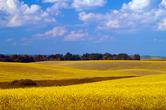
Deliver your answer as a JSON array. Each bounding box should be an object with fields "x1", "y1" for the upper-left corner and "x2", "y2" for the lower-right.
[{"x1": 0, "y1": 0, "x2": 166, "y2": 56}]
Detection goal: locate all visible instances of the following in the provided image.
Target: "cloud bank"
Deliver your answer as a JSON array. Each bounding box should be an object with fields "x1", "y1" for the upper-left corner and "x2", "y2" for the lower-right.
[
  {"x1": 79, "y1": 0, "x2": 166, "y2": 31},
  {"x1": 1, "y1": 0, "x2": 166, "y2": 42},
  {"x1": 0, "y1": 0, "x2": 55, "y2": 27}
]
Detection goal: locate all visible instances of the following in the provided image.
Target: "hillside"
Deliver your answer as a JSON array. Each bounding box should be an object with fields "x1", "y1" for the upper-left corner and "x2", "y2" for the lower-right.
[
  {"x1": 0, "y1": 60, "x2": 166, "y2": 82},
  {"x1": 1, "y1": 61, "x2": 166, "y2": 110},
  {"x1": 1, "y1": 74, "x2": 166, "y2": 110}
]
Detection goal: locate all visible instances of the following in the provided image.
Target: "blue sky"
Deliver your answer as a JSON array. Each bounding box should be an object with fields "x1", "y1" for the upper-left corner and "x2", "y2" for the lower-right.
[{"x1": 0, "y1": 0, "x2": 166, "y2": 56}]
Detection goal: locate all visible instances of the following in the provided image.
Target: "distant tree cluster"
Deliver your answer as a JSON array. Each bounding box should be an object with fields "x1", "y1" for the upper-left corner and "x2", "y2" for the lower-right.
[{"x1": 0, "y1": 53, "x2": 140, "y2": 63}]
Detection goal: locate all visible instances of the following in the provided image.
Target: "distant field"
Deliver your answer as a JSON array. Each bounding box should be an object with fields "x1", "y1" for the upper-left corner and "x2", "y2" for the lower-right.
[
  {"x1": 0, "y1": 61, "x2": 136, "y2": 82},
  {"x1": 1, "y1": 61, "x2": 166, "y2": 110},
  {"x1": 0, "y1": 60, "x2": 166, "y2": 82}
]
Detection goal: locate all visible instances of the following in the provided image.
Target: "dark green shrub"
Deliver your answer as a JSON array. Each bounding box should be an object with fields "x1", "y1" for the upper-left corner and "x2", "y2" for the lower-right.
[{"x1": 11, "y1": 79, "x2": 37, "y2": 87}]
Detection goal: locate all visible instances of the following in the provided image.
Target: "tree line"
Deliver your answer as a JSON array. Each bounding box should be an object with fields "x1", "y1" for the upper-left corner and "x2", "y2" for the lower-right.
[{"x1": 0, "y1": 53, "x2": 141, "y2": 63}]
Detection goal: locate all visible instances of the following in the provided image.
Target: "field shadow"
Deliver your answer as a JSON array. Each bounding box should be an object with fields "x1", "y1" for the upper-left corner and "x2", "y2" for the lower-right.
[{"x1": 0, "y1": 76, "x2": 136, "y2": 89}]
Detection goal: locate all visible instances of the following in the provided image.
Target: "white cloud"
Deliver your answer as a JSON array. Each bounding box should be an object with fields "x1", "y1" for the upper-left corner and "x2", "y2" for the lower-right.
[
  {"x1": 43, "y1": 0, "x2": 68, "y2": 3},
  {"x1": 161, "y1": 0, "x2": 166, "y2": 7},
  {"x1": 47, "y1": 3, "x2": 69, "y2": 15},
  {"x1": 72, "y1": 0, "x2": 106, "y2": 10},
  {"x1": 0, "y1": 0, "x2": 18, "y2": 13},
  {"x1": 43, "y1": 0, "x2": 69, "y2": 15},
  {"x1": 105, "y1": 20, "x2": 120, "y2": 29},
  {"x1": 7, "y1": 15, "x2": 22, "y2": 27},
  {"x1": 79, "y1": 12, "x2": 96, "y2": 22},
  {"x1": 158, "y1": 18, "x2": 166, "y2": 31},
  {"x1": 43, "y1": 0, "x2": 61, "y2": 3},
  {"x1": 65, "y1": 31, "x2": 88, "y2": 41},
  {"x1": 24, "y1": 5, "x2": 40, "y2": 14},
  {"x1": 35, "y1": 28, "x2": 88, "y2": 41},
  {"x1": 0, "y1": 0, "x2": 55, "y2": 27},
  {"x1": 78, "y1": 11, "x2": 104, "y2": 24},
  {"x1": 37, "y1": 26, "x2": 67, "y2": 38},
  {"x1": 122, "y1": 0, "x2": 152, "y2": 11},
  {"x1": 78, "y1": 0, "x2": 166, "y2": 31}
]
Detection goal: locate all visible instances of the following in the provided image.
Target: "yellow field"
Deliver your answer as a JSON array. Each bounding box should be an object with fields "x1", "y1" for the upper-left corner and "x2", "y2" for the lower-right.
[
  {"x1": 1, "y1": 60, "x2": 166, "y2": 82},
  {"x1": 0, "y1": 61, "x2": 135, "y2": 82},
  {"x1": 1, "y1": 61, "x2": 166, "y2": 110}
]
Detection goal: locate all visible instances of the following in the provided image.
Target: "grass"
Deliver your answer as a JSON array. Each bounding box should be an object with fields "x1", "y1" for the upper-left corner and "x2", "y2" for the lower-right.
[{"x1": 1, "y1": 60, "x2": 166, "y2": 110}]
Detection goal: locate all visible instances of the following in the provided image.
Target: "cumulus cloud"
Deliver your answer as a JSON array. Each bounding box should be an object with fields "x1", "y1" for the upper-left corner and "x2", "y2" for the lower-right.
[
  {"x1": 43, "y1": 0, "x2": 69, "y2": 15},
  {"x1": 37, "y1": 26, "x2": 67, "y2": 38},
  {"x1": 65, "y1": 31, "x2": 88, "y2": 41},
  {"x1": 161, "y1": 0, "x2": 166, "y2": 7},
  {"x1": 72, "y1": 0, "x2": 106, "y2": 10},
  {"x1": 35, "y1": 27, "x2": 88, "y2": 41},
  {"x1": 43, "y1": 0, "x2": 62, "y2": 3},
  {"x1": 43, "y1": 0, "x2": 69, "y2": 3},
  {"x1": 78, "y1": 0, "x2": 166, "y2": 31},
  {"x1": 105, "y1": 20, "x2": 120, "y2": 29},
  {"x1": 0, "y1": 0, "x2": 55, "y2": 27},
  {"x1": 158, "y1": 18, "x2": 166, "y2": 30},
  {"x1": 122, "y1": 0, "x2": 153, "y2": 11},
  {"x1": 79, "y1": 12, "x2": 94, "y2": 22}
]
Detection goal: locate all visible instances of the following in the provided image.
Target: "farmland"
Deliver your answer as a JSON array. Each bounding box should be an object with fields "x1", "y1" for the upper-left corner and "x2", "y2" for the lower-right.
[{"x1": 0, "y1": 61, "x2": 166, "y2": 110}]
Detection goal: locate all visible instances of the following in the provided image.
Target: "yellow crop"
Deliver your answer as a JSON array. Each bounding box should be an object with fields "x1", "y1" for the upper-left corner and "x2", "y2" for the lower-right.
[
  {"x1": 1, "y1": 61, "x2": 166, "y2": 110},
  {"x1": 1, "y1": 60, "x2": 166, "y2": 82}
]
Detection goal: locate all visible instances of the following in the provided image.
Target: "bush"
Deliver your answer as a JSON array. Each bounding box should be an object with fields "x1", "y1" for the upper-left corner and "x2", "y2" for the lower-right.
[{"x1": 11, "y1": 79, "x2": 37, "y2": 87}]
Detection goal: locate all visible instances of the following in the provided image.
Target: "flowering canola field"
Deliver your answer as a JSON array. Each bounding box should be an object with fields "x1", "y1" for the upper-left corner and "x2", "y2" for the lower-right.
[{"x1": 0, "y1": 61, "x2": 166, "y2": 110}]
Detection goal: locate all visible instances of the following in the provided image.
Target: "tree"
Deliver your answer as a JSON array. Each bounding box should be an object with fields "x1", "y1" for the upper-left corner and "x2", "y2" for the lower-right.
[
  {"x1": 0, "y1": 53, "x2": 141, "y2": 62},
  {"x1": 48, "y1": 54, "x2": 63, "y2": 61},
  {"x1": 89, "y1": 53, "x2": 103, "y2": 60},
  {"x1": 81, "y1": 53, "x2": 103, "y2": 60},
  {"x1": 81, "y1": 53, "x2": 90, "y2": 60},
  {"x1": 64, "y1": 53, "x2": 73, "y2": 60},
  {"x1": 72, "y1": 54, "x2": 81, "y2": 60},
  {"x1": 34, "y1": 55, "x2": 48, "y2": 62},
  {"x1": 102, "y1": 53, "x2": 113, "y2": 60},
  {"x1": 132, "y1": 54, "x2": 141, "y2": 60},
  {"x1": 20, "y1": 55, "x2": 34, "y2": 62},
  {"x1": 116, "y1": 53, "x2": 130, "y2": 60},
  {"x1": 0, "y1": 54, "x2": 10, "y2": 62}
]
